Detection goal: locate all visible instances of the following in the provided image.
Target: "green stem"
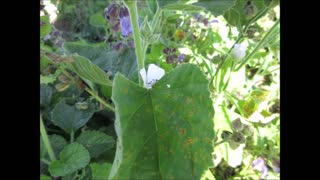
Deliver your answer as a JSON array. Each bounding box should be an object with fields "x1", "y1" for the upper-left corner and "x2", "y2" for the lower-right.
[
  {"x1": 125, "y1": 1, "x2": 145, "y2": 85},
  {"x1": 214, "y1": 137, "x2": 231, "y2": 147},
  {"x1": 209, "y1": 35, "x2": 243, "y2": 88},
  {"x1": 84, "y1": 87, "x2": 115, "y2": 112},
  {"x1": 40, "y1": 115, "x2": 56, "y2": 161},
  {"x1": 234, "y1": 19, "x2": 280, "y2": 72}
]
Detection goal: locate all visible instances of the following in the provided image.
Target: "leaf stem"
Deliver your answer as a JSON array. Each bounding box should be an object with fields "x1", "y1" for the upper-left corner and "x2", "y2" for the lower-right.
[
  {"x1": 40, "y1": 114, "x2": 56, "y2": 161},
  {"x1": 214, "y1": 137, "x2": 231, "y2": 148},
  {"x1": 84, "y1": 87, "x2": 115, "y2": 112},
  {"x1": 125, "y1": 1, "x2": 145, "y2": 85}
]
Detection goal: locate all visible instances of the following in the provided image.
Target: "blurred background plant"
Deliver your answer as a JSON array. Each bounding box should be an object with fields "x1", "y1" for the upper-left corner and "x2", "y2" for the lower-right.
[{"x1": 40, "y1": 0, "x2": 279, "y2": 179}]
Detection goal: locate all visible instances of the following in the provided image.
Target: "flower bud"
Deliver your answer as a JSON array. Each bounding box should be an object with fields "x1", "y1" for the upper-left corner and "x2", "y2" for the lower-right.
[
  {"x1": 242, "y1": 124, "x2": 254, "y2": 136},
  {"x1": 221, "y1": 130, "x2": 232, "y2": 140},
  {"x1": 231, "y1": 132, "x2": 246, "y2": 144},
  {"x1": 229, "y1": 140, "x2": 240, "y2": 150},
  {"x1": 231, "y1": 118, "x2": 243, "y2": 131}
]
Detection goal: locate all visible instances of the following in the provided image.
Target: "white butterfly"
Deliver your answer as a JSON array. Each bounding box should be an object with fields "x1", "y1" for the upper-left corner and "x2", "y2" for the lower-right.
[{"x1": 139, "y1": 64, "x2": 165, "y2": 89}]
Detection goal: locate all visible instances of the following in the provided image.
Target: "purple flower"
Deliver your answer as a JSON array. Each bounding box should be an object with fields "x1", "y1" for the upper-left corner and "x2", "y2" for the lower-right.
[
  {"x1": 196, "y1": 13, "x2": 201, "y2": 21},
  {"x1": 104, "y1": 3, "x2": 120, "y2": 20},
  {"x1": 178, "y1": 54, "x2": 185, "y2": 62},
  {"x1": 120, "y1": 16, "x2": 132, "y2": 37},
  {"x1": 211, "y1": 19, "x2": 219, "y2": 23},
  {"x1": 252, "y1": 157, "x2": 268, "y2": 179},
  {"x1": 119, "y1": 7, "x2": 129, "y2": 18}
]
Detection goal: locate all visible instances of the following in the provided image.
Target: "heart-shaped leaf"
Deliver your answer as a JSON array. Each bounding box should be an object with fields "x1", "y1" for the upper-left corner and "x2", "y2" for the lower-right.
[{"x1": 109, "y1": 64, "x2": 215, "y2": 179}]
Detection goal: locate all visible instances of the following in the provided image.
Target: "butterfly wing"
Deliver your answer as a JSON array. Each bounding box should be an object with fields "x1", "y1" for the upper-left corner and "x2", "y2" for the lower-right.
[
  {"x1": 139, "y1": 68, "x2": 147, "y2": 88},
  {"x1": 146, "y1": 64, "x2": 165, "y2": 88}
]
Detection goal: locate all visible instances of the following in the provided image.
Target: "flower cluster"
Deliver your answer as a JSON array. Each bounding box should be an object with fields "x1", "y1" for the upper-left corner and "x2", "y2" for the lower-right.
[
  {"x1": 226, "y1": 118, "x2": 254, "y2": 150},
  {"x1": 163, "y1": 47, "x2": 186, "y2": 64},
  {"x1": 252, "y1": 157, "x2": 268, "y2": 179},
  {"x1": 104, "y1": 3, "x2": 134, "y2": 37}
]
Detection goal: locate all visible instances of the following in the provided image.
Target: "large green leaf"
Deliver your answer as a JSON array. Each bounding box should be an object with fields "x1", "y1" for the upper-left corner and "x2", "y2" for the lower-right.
[
  {"x1": 90, "y1": 162, "x2": 112, "y2": 179},
  {"x1": 109, "y1": 64, "x2": 215, "y2": 179},
  {"x1": 67, "y1": 55, "x2": 112, "y2": 86},
  {"x1": 51, "y1": 99, "x2": 95, "y2": 134},
  {"x1": 193, "y1": 0, "x2": 235, "y2": 16},
  {"x1": 94, "y1": 49, "x2": 138, "y2": 82},
  {"x1": 65, "y1": 41, "x2": 138, "y2": 82},
  {"x1": 76, "y1": 130, "x2": 115, "y2": 158},
  {"x1": 64, "y1": 41, "x2": 106, "y2": 61},
  {"x1": 49, "y1": 142, "x2": 90, "y2": 177}
]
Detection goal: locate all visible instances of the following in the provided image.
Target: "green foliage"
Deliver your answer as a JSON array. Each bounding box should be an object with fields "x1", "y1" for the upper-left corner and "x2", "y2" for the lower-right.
[
  {"x1": 89, "y1": 12, "x2": 106, "y2": 27},
  {"x1": 51, "y1": 99, "x2": 95, "y2": 134},
  {"x1": 194, "y1": 0, "x2": 236, "y2": 16},
  {"x1": 49, "y1": 135, "x2": 68, "y2": 158},
  {"x1": 66, "y1": 55, "x2": 112, "y2": 86},
  {"x1": 90, "y1": 162, "x2": 112, "y2": 179},
  {"x1": 40, "y1": 16, "x2": 51, "y2": 39},
  {"x1": 65, "y1": 41, "x2": 138, "y2": 82},
  {"x1": 64, "y1": 41, "x2": 107, "y2": 61},
  {"x1": 223, "y1": 0, "x2": 279, "y2": 33},
  {"x1": 40, "y1": 0, "x2": 280, "y2": 179},
  {"x1": 214, "y1": 56, "x2": 233, "y2": 93},
  {"x1": 109, "y1": 64, "x2": 215, "y2": 179},
  {"x1": 40, "y1": 84, "x2": 53, "y2": 108},
  {"x1": 40, "y1": 175, "x2": 51, "y2": 180},
  {"x1": 76, "y1": 130, "x2": 115, "y2": 158},
  {"x1": 49, "y1": 142, "x2": 90, "y2": 177},
  {"x1": 163, "y1": 4, "x2": 205, "y2": 12}
]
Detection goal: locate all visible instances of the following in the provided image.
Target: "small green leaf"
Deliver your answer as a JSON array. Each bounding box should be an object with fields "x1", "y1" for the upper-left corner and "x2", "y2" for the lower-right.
[
  {"x1": 51, "y1": 99, "x2": 95, "y2": 134},
  {"x1": 40, "y1": 16, "x2": 51, "y2": 39},
  {"x1": 40, "y1": 84, "x2": 53, "y2": 108},
  {"x1": 146, "y1": 0, "x2": 158, "y2": 14},
  {"x1": 49, "y1": 142, "x2": 90, "y2": 177},
  {"x1": 90, "y1": 162, "x2": 112, "y2": 179},
  {"x1": 76, "y1": 130, "x2": 115, "y2": 158},
  {"x1": 68, "y1": 55, "x2": 112, "y2": 86},
  {"x1": 163, "y1": 4, "x2": 205, "y2": 12},
  {"x1": 89, "y1": 13, "x2": 106, "y2": 27},
  {"x1": 49, "y1": 135, "x2": 67, "y2": 158},
  {"x1": 194, "y1": 0, "x2": 235, "y2": 16},
  {"x1": 40, "y1": 55, "x2": 52, "y2": 71}
]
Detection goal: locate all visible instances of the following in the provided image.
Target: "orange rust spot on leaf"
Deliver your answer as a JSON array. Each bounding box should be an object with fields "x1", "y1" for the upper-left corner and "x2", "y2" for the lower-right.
[
  {"x1": 123, "y1": 88, "x2": 128, "y2": 94},
  {"x1": 185, "y1": 137, "x2": 194, "y2": 145},
  {"x1": 179, "y1": 128, "x2": 186, "y2": 135}
]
